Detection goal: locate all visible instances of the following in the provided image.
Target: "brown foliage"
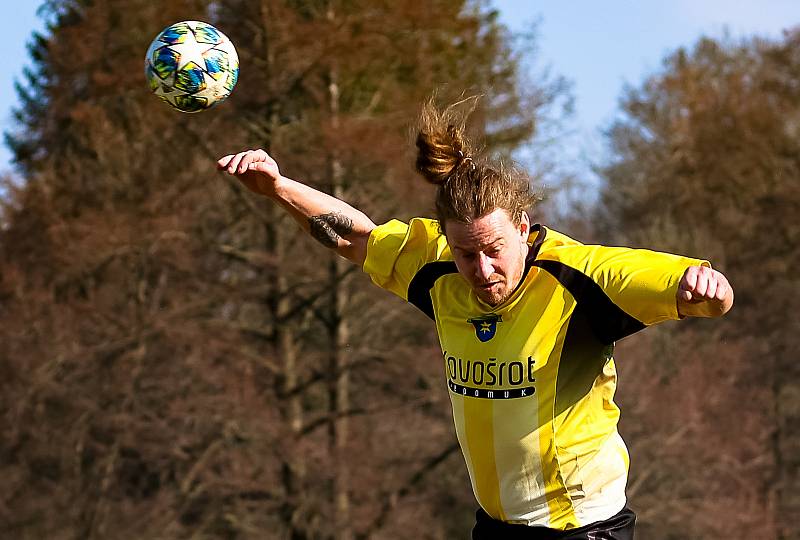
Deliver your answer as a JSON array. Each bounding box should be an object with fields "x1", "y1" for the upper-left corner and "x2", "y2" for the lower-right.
[
  {"x1": 598, "y1": 31, "x2": 800, "y2": 539},
  {"x1": 616, "y1": 326, "x2": 773, "y2": 539}
]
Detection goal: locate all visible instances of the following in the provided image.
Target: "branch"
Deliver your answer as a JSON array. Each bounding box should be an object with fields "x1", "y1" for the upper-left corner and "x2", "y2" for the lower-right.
[
  {"x1": 298, "y1": 407, "x2": 369, "y2": 437},
  {"x1": 359, "y1": 442, "x2": 461, "y2": 538},
  {"x1": 298, "y1": 394, "x2": 440, "y2": 437},
  {"x1": 279, "y1": 353, "x2": 390, "y2": 399},
  {"x1": 216, "y1": 244, "x2": 277, "y2": 268}
]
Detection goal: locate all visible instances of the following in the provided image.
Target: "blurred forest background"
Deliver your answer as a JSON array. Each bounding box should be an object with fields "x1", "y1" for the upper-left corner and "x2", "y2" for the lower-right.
[{"x1": 1, "y1": 1, "x2": 798, "y2": 539}]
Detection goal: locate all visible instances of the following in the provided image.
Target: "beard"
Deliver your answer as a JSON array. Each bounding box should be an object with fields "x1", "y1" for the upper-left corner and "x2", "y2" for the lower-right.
[{"x1": 473, "y1": 279, "x2": 512, "y2": 306}]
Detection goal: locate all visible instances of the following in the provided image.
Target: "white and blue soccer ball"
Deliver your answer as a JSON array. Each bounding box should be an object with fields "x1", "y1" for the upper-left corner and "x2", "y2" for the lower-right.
[{"x1": 145, "y1": 21, "x2": 239, "y2": 113}]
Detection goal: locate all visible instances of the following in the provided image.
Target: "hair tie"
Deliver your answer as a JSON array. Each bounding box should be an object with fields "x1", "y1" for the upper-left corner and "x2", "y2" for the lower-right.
[{"x1": 457, "y1": 150, "x2": 476, "y2": 171}]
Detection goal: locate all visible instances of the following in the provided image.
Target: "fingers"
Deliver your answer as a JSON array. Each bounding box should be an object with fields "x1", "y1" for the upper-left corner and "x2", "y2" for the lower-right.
[
  {"x1": 679, "y1": 288, "x2": 694, "y2": 302},
  {"x1": 679, "y1": 266, "x2": 726, "y2": 301},
  {"x1": 216, "y1": 149, "x2": 270, "y2": 174},
  {"x1": 684, "y1": 266, "x2": 698, "y2": 291},
  {"x1": 713, "y1": 273, "x2": 730, "y2": 302},
  {"x1": 216, "y1": 149, "x2": 281, "y2": 196},
  {"x1": 217, "y1": 154, "x2": 234, "y2": 169},
  {"x1": 235, "y1": 149, "x2": 263, "y2": 174},
  {"x1": 678, "y1": 265, "x2": 734, "y2": 318},
  {"x1": 694, "y1": 269, "x2": 709, "y2": 297},
  {"x1": 217, "y1": 152, "x2": 246, "y2": 172},
  {"x1": 705, "y1": 274, "x2": 718, "y2": 300},
  {"x1": 678, "y1": 266, "x2": 698, "y2": 302},
  {"x1": 229, "y1": 151, "x2": 247, "y2": 174}
]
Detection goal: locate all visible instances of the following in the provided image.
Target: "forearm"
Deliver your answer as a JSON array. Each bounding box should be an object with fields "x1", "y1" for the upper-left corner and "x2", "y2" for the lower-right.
[
  {"x1": 217, "y1": 149, "x2": 376, "y2": 265},
  {"x1": 271, "y1": 175, "x2": 376, "y2": 265}
]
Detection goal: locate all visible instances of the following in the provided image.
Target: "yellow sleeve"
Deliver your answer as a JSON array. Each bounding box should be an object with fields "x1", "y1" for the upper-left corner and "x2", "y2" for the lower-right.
[
  {"x1": 362, "y1": 218, "x2": 450, "y2": 300},
  {"x1": 540, "y1": 243, "x2": 709, "y2": 326}
]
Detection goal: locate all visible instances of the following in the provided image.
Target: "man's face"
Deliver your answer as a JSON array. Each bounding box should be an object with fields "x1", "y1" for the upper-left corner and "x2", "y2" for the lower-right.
[{"x1": 446, "y1": 208, "x2": 530, "y2": 307}]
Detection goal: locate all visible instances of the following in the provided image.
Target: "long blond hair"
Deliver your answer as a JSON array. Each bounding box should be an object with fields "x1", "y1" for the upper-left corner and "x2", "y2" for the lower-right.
[{"x1": 415, "y1": 97, "x2": 537, "y2": 232}]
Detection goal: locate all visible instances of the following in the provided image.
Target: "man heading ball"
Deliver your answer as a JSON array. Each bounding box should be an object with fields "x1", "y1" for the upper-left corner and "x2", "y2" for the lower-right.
[{"x1": 218, "y1": 100, "x2": 732, "y2": 539}]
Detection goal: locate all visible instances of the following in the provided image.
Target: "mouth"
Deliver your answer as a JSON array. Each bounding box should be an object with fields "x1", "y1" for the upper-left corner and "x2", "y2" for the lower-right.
[{"x1": 476, "y1": 282, "x2": 499, "y2": 290}]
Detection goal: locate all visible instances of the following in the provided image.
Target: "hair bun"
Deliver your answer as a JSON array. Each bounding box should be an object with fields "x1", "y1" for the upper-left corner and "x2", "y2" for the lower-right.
[
  {"x1": 415, "y1": 135, "x2": 460, "y2": 186},
  {"x1": 415, "y1": 101, "x2": 474, "y2": 186},
  {"x1": 413, "y1": 95, "x2": 539, "y2": 233}
]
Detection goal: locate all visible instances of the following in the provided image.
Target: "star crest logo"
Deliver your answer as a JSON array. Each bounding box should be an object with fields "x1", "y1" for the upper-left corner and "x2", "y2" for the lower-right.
[{"x1": 467, "y1": 314, "x2": 502, "y2": 343}]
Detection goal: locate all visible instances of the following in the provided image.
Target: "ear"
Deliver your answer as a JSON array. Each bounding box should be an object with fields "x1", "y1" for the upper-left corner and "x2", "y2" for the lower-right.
[{"x1": 518, "y1": 211, "x2": 530, "y2": 239}]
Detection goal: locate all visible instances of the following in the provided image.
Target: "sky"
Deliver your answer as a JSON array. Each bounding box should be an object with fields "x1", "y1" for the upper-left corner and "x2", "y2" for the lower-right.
[
  {"x1": 1, "y1": 1, "x2": 45, "y2": 177},
  {"x1": 492, "y1": 0, "x2": 800, "y2": 183},
  {"x1": 1, "y1": 1, "x2": 800, "y2": 183}
]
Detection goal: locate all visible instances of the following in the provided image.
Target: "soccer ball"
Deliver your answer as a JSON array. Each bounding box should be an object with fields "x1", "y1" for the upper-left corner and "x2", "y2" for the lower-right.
[{"x1": 145, "y1": 21, "x2": 239, "y2": 113}]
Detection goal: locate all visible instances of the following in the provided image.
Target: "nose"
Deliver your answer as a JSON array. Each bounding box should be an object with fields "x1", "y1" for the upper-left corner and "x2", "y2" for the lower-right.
[{"x1": 476, "y1": 252, "x2": 494, "y2": 281}]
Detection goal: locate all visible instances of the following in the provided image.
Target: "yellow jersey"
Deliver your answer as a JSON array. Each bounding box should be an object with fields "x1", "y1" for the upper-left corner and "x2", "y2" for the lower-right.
[{"x1": 363, "y1": 218, "x2": 708, "y2": 529}]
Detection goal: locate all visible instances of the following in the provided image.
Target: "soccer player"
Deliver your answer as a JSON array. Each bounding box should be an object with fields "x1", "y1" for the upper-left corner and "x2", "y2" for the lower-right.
[{"x1": 217, "y1": 101, "x2": 733, "y2": 540}]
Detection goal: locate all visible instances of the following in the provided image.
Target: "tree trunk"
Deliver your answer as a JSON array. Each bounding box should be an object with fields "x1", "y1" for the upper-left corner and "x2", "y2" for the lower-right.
[
  {"x1": 773, "y1": 339, "x2": 800, "y2": 540},
  {"x1": 259, "y1": 2, "x2": 307, "y2": 537},
  {"x1": 326, "y1": 4, "x2": 351, "y2": 538}
]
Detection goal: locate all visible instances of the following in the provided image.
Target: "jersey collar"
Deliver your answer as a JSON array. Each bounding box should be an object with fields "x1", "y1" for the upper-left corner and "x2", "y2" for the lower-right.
[{"x1": 522, "y1": 224, "x2": 547, "y2": 282}]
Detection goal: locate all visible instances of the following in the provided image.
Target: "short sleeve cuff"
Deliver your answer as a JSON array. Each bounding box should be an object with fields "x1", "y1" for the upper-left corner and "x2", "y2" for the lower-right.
[{"x1": 362, "y1": 219, "x2": 411, "y2": 285}]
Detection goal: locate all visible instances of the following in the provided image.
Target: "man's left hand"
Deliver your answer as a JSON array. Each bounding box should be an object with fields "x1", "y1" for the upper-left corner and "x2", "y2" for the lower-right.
[{"x1": 677, "y1": 265, "x2": 734, "y2": 318}]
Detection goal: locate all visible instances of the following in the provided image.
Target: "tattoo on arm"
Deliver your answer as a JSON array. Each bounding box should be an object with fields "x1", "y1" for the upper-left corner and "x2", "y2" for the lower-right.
[{"x1": 308, "y1": 212, "x2": 355, "y2": 248}]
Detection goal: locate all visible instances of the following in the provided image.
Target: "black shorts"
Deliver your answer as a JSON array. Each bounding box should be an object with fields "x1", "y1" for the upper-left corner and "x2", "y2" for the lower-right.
[{"x1": 472, "y1": 506, "x2": 635, "y2": 540}]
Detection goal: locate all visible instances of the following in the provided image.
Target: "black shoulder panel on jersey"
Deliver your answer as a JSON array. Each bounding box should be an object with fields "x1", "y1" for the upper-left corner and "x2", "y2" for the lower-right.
[
  {"x1": 532, "y1": 259, "x2": 646, "y2": 344},
  {"x1": 553, "y1": 308, "x2": 613, "y2": 417},
  {"x1": 407, "y1": 261, "x2": 459, "y2": 320},
  {"x1": 528, "y1": 224, "x2": 547, "y2": 259}
]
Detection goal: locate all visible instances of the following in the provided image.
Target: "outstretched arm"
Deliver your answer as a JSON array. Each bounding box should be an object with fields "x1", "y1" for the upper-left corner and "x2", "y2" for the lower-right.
[
  {"x1": 217, "y1": 149, "x2": 376, "y2": 266},
  {"x1": 676, "y1": 265, "x2": 734, "y2": 318}
]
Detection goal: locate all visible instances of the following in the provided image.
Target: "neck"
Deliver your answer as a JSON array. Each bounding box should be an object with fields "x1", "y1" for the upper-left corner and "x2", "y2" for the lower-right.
[{"x1": 508, "y1": 242, "x2": 531, "y2": 296}]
